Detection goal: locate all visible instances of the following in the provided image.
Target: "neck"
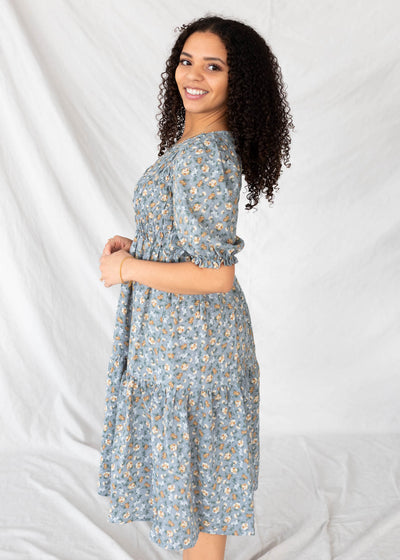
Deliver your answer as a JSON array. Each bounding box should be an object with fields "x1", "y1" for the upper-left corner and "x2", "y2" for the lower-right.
[{"x1": 181, "y1": 110, "x2": 228, "y2": 139}]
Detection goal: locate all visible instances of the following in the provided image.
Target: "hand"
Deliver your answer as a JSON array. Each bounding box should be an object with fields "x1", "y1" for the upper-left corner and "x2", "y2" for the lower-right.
[
  {"x1": 102, "y1": 235, "x2": 133, "y2": 257},
  {"x1": 99, "y1": 249, "x2": 133, "y2": 288}
]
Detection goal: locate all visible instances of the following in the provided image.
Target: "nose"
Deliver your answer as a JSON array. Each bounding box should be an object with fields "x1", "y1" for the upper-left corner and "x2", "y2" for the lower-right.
[{"x1": 185, "y1": 64, "x2": 203, "y2": 81}]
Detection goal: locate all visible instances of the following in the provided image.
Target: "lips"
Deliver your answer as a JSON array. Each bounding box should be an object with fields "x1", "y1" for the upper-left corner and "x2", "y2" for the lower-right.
[{"x1": 184, "y1": 87, "x2": 208, "y2": 100}]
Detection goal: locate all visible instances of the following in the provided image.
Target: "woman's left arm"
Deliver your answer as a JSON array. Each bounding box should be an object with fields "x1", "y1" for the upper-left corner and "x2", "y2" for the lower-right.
[{"x1": 99, "y1": 250, "x2": 235, "y2": 294}]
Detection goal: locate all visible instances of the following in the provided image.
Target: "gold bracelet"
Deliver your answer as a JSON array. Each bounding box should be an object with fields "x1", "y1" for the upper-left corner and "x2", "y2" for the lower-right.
[{"x1": 120, "y1": 256, "x2": 132, "y2": 284}]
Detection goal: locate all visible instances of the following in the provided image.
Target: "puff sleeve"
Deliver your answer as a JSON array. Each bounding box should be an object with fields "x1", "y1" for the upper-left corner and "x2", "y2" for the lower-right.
[{"x1": 171, "y1": 136, "x2": 245, "y2": 269}]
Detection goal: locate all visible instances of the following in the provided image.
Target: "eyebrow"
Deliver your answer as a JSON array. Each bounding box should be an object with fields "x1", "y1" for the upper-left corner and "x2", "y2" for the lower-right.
[{"x1": 180, "y1": 51, "x2": 227, "y2": 66}]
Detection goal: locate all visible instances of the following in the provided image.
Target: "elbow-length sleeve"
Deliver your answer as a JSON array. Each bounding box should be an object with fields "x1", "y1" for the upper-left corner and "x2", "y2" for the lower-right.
[{"x1": 171, "y1": 136, "x2": 245, "y2": 269}]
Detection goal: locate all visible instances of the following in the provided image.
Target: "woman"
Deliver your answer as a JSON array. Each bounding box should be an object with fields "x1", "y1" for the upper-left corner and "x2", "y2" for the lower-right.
[{"x1": 98, "y1": 15, "x2": 293, "y2": 559}]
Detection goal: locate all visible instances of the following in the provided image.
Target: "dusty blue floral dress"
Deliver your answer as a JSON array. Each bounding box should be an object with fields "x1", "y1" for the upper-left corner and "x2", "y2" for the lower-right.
[{"x1": 97, "y1": 130, "x2": 260, "y2": 551}]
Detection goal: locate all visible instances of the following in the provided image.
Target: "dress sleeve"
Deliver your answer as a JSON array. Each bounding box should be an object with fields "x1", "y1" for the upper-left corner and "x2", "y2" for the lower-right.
[{"x1": 171, "y1": 136, "x2": 245, "y2": 269}]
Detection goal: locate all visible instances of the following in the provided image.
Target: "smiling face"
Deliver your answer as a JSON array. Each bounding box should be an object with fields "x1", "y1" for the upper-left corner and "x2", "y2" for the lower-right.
[{"x1": 175, "y1": 31, "x2": 229, "y2": 117}]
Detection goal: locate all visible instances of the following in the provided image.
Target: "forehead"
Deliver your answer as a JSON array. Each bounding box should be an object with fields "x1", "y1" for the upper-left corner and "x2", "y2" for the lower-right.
[{"x1": 181, "y1": 31, "x2": 227, "y2": 58}]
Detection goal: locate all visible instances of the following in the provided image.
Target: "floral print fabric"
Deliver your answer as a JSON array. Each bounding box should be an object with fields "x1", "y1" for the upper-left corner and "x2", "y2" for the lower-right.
[{"x1": 97, "y1": 131, "x2": 260, "y2": 551}]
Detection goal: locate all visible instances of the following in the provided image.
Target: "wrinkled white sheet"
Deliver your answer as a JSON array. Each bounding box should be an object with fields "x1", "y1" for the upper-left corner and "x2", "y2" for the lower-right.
[{"x1": 0, "y1": 0, "x2": 399, "y2": 558}]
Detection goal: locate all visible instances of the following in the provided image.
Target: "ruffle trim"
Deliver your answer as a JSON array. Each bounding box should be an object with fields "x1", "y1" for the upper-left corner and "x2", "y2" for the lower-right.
[
  {"x1": 97, "y1": 364, "x2": 259, "y2": 550},
  {"x1": 187, "y1": 251, "x2": 238, "y2": 269}
]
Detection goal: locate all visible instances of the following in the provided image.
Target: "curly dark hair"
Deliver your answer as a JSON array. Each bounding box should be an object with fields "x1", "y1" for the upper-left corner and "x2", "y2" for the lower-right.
[{"x1": 156, "y1": 15, "x2": 295, "y2": 210}]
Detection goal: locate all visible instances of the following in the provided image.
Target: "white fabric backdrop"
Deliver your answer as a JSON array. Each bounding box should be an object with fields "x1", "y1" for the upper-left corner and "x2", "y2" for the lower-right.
[{"x1": 1, "y1": 0, "x2": 399, "y2": 558}]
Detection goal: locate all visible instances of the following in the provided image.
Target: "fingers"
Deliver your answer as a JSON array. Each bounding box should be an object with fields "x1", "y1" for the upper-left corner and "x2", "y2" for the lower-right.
[
  {"x1": 125, "y1": 240, "x2": 133, "y2": 252},
  {"x1": 108, "y1": 237, "x2": 116, "y2": 253},
  {"x1": 107, "y1": 236, "x2": 124, "y2": 254},
  {"x1": 103, "y1": 236, "x2": 115, "y2": 256},
  {"x1": 102, "y1": 235, "x2": 130, "y2": 257}
]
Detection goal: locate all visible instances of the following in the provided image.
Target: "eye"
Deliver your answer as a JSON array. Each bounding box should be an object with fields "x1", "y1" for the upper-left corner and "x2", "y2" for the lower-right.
[{"x1": 179, "y1": 58, "x2": 222, "y2": 72}]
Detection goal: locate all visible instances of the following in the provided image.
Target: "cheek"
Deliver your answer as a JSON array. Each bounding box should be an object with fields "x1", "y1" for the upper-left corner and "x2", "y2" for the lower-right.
[
  {"x1": 214, "y1": 76, "x2": 228, "y2": 99},
  {"x1": 175, "y1": 66, "x2": 184, "y2": 87}
]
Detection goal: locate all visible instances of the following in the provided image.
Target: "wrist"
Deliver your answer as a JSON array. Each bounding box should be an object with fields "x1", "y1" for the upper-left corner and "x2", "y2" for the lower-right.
[{"x1": 120, "y1": 256, "x2": 134, "y2": 283}]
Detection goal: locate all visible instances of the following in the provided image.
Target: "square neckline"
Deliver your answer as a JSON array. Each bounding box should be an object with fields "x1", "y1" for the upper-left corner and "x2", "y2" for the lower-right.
[{"x1": 171, "y1": 130, "x2": 233, "y2": 149}]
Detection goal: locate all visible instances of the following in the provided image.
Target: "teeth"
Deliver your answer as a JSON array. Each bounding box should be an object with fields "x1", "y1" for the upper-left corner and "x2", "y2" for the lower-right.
[{"x1": 186, "y1": 88, "x2": 208, "y2": 95}]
